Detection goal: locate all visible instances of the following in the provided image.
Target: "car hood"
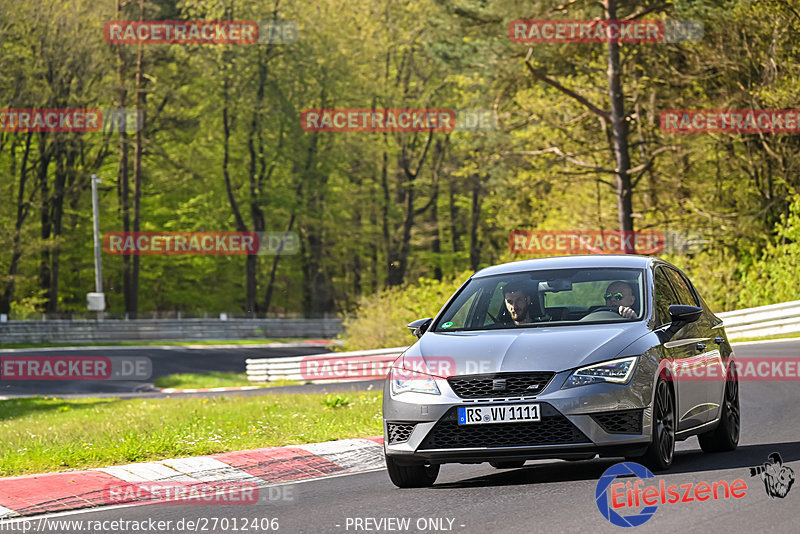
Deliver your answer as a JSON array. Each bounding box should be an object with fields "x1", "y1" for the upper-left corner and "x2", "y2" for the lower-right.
[{"x1": 401, "y1": 324, "x2": 647, "y2": 376}]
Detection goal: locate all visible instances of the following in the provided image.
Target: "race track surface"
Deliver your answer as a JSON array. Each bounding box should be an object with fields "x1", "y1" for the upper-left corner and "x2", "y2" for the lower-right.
[{"x1": 6, "y1": 339, "x2": 799, "y2": 533}]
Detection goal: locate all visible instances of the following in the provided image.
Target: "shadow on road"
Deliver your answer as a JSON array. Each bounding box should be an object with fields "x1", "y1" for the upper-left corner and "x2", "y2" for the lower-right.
[{"x1": 431, "y1": 441, "x2": 800, "y2": 489}]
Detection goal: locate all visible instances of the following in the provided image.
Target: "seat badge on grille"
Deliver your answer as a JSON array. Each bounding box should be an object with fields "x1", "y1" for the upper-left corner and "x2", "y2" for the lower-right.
[{"x1": 492, "y1": 378, "x2": 507, "y2": 391}]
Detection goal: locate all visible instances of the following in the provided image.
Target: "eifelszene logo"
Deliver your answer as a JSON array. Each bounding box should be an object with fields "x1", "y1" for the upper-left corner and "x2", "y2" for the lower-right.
[{"x1": 595, "y1": 462, "x2": 748, "y2": 527}]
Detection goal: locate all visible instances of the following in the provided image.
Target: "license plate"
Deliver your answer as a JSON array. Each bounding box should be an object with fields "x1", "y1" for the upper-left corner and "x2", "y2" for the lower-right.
[{"x1": 457, "y1": 404, "x2": 540, "y2": 425}]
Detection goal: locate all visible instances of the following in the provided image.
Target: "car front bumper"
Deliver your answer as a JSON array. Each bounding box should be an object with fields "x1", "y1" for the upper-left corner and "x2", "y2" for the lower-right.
[{"x1": 382, "y1": 366, "x2": 655, "y2": 465}]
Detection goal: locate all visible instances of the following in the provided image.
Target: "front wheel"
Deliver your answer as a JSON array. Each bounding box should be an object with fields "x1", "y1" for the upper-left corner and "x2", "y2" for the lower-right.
[
  {"x1": 385, "y1": 456, "x2": 439, "y2": 488},
  {"x1": 638, "y1": 378, "x2": 675, "y2": 471},
  {"x1": 698, "y1": 364, "x2": 740, "y2": 452}
]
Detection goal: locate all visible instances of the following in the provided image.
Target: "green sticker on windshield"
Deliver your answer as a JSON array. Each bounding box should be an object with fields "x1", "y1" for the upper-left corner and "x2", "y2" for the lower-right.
[{"x1": 442, "y1": 321, "x2": 453, "y2": 329}]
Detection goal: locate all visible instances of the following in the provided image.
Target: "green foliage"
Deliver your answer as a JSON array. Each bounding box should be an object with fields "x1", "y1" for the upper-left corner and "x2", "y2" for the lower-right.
[
  {"x1": 322, "y1": 395, "x2": 351, "y2": 409},
  {"x1": 154, "y1": 372, "x2": 255, "y2": 389},
  {"x1": 739, "y1": 192, "x2": 800, "y2": 308},
  {"x1": 337, "y1": 271, "x2": 473, "y2": 351},
  {"x1": 0, "y1": 0, "x2": 799, "y2": 321}
]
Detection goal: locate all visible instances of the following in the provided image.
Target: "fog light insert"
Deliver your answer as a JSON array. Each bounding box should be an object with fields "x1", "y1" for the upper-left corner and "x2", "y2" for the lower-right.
[{"x1": 387, "y1": 422, "x2": 417, "y2": 444}]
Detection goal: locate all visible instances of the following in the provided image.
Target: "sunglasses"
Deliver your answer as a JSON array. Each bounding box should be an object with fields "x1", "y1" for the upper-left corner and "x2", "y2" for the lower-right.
[{"x1": 604, "y1": 292, "x2": 625, "y2": 301}]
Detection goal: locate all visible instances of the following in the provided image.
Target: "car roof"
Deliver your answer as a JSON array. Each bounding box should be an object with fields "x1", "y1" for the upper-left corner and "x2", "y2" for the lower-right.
[{"x1": 472, "y1": 255, "x2": 661, "y2": 278}]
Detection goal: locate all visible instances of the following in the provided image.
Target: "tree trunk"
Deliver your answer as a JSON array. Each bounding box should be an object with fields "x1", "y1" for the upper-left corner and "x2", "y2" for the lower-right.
[
  {"x1": 449, "y1": 178, "x2": 461, "y2": 253},
  {"x1": 37, "y1": 134, "x2": 52, "y2": 311},
  {"x1": 381, "y1": 149, "x2": 395, "y2": 286},
  {"x1": 219, "y1": 51, "x2": 253, "y2": 312},
  {"x1": 469, "y1": 174, "x2": 482, "y2": 271},
  {"x1": 47, "y1": 147, "x2": 70, "y2": 313},
  {"x1": 431, "y1": 181, "x2": 442, "y2": 281},
  {"x1": 1, "y1": 133, "x2": 33, "y2": 314},
  {"x1": 115, "y1": 0, "x2": 133, "y2": 313},
  {"x1": 605, "y1": 0, "x2": 634, "y2": 251},
  {"x1": 130, "y1": 0, "x2": 146, "y2": 318}
]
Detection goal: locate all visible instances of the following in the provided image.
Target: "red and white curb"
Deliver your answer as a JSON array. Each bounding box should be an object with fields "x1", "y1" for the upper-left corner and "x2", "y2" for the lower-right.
[{"x1": 0, "y1": 436, "x2": 384, "y2": 519}]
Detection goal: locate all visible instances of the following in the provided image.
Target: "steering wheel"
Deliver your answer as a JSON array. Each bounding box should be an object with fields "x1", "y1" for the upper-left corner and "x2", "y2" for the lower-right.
[
  {"x1": 580, "y1": 305, "x2": 623, "y2": 322},
  {"x1": 589, "y1": 305, "x2": 620, "y2": 313}
]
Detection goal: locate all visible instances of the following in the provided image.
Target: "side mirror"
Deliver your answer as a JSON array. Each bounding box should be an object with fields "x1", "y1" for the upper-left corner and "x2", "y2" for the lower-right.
[
  {"x1": 657, "y1": 305, "x2": 703, "y2": 343},
  {"x1": 668, "y1": 304, "x2": 703, "y2": 324},
  {"x1": 407, "y1": 317, "x2": 432, "y2": 339}
]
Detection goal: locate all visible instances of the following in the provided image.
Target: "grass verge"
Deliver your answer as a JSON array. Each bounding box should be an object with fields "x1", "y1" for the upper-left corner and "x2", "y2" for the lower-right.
[
  {"x1": 153, "y1": 372, "x2": 300, "y2": 389},
  {"x1": 0, "y1": 392, "x2": 382, "y2": 477}
]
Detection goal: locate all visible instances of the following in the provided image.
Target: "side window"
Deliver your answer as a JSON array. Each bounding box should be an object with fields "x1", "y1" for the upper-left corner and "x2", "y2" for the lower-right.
[
  {"x1": 654, "y1": 268, "x2": 679, "y2": 325},
  {"x1": 664, "y1": 268, "x2": 699, "y2": 306}
]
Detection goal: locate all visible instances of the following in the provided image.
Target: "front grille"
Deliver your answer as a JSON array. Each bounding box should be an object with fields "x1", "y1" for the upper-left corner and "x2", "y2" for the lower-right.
[
  {"x1": 448, "y1": 372, "x2": 555, "y2": 399},
  {"x1": 419, "y1": 405, "x2": 590, "y2": 450},
  {"x1": 387, "y1": 423, "x2": 416, "y2": 444},
  {"x1": 591, "y1": 409, "x2": 644, "y2": 434}
]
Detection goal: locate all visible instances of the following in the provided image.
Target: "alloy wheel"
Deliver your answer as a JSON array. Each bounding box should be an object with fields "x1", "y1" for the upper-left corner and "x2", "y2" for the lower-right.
[{"x1": 654, "y1": 380, "x2": 675, "y2": 465}]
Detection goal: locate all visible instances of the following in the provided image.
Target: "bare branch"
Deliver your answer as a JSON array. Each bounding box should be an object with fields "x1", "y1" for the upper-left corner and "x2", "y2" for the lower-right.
[
  {"x1": 524, "y1": 57, "x2": 611, "y2": 122},
  {"x1": 629, "y1": 145, "x2": 681, "y2": 187},
  {"x1": 507, "y1": 147, "x2": 617, "y2": 173},
  {"x1": 550, "y1": 0, "x2": 587, "y2": 14},
  {"x1": 623, "y1": 3, "x2": 669, "y2": 21}
]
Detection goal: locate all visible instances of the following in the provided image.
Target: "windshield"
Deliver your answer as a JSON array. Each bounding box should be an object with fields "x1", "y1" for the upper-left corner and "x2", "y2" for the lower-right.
[{"x1": 433, "y1": 268, "x2": 645, "y2": 332}]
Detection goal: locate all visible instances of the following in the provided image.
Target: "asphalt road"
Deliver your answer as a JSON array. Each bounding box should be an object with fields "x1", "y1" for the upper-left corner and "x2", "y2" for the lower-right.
[
  {"x1": 0, "y1": 344, "x2": 331, "y2": 397},
  {"x1": 8, "y1": 338, "x2": 799, "y2": 533}
]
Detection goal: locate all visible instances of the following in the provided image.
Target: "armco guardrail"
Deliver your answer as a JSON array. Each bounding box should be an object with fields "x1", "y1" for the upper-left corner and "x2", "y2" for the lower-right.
[
  {"x1": 717, "y1": 300, "x2": 800, "y2": 340},
  {"x1": 246, "y1": 347, "x2": 406, "y2": 383},
  {"x1": 0, "y1": 318, "x2": 343, "y2": 344},
  {"x1": 247, "y1": 301, "x2": 800, "y2": 383}
]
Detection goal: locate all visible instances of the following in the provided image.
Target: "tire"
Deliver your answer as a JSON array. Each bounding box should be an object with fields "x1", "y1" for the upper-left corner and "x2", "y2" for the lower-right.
[
  {"x1": 638, "y1": 378, "x2": 676, "y2": 471},
  {"x1": 698, "y1": 363, "x2": 740, "y2": 453},
  {"x1": 489, "y1": 460, "x2": 526, "y2": 469},
  {"x1": 385, "y1": 456, "x2": 439, "y2": 488}
]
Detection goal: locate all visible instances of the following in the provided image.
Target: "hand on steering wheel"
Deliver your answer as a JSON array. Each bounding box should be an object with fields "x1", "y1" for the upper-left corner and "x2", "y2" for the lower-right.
[{"x1": 591, "y1": 305, "x2": 636, "y2": 318}]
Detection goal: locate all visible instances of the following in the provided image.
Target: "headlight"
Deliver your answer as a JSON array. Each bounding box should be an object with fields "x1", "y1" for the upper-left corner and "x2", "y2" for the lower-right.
[
  {"x1": 562, "y1": 356, "x2": 638, "y2": 389},
  {"x1": 389, "y1": 366, "x2": 441, "y2": 396}
]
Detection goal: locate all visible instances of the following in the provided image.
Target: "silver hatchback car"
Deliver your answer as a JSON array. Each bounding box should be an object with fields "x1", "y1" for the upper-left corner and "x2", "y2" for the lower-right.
[{"x1": 383, "y1": 256, "x2": 740, "y2": 487}]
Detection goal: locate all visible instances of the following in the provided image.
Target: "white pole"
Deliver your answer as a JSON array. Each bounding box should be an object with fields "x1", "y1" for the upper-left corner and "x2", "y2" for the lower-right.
[{"x1": 91, "y1": 174, "x2": 104, "y2": 320}]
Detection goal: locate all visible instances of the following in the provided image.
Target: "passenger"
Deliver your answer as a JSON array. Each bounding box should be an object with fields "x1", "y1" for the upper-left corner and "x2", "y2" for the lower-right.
[{"x1": 604, "y1": 281, "x2": 637, "y2": 319}]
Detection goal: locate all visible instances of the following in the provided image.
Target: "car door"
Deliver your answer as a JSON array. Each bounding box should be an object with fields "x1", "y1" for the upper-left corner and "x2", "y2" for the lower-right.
[
  {"x1": 664, "y1": 268, "x2": 721, "y2": 424},
  {"x1": 653, "y1": 266, "x2": 707, "y2": 431},
  {"x1": 662, "y1": 267, "x2": 717, "y2": 427}
]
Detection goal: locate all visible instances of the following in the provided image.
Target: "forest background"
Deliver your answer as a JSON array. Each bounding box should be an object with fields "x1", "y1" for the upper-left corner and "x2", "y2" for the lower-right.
[{"x1": 1, "y1": 0, "x2": 797, "y2": 336}]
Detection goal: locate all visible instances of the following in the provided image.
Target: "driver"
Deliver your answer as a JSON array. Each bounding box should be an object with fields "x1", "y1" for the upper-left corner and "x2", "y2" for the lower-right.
[
  {"x1": 604, "y1": 281, "x2": 637, "y2": 319},
  {"x1": 503, "y1": 280, "x2": 537, "y2": 325}
]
